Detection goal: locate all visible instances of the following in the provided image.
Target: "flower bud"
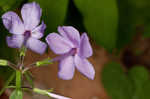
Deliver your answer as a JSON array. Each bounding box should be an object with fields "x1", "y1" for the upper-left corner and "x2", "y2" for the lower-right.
[{"x1": 0, "y1": 59, "x2": 8, "y2": 66}]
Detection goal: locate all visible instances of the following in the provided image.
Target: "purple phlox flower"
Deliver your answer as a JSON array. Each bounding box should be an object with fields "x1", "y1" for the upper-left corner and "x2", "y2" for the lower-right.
[
  {"x1": 2, "y1": 2, "x2": 47, "y2": 54},
  {"x1": 46, "y1": 26, "x2": 95, "y2": 80}
]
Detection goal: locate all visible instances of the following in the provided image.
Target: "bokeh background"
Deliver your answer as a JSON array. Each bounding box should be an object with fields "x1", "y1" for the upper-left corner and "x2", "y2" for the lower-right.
[{"x1": 1, "y1": 0, "x2": 150, "y2": 99}]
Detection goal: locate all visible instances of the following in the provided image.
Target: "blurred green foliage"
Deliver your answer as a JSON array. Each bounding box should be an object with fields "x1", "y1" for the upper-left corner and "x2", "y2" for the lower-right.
[
  {"x1": 128, "y1": 66, "x2": 149, "y2": 99},
  {"x1": 0, "y1": 0, "x2": 23, "y2": 11},
  {"x1": 74, "y1": 0, "x2": 118, "y2": 52},
  {"x1": 29, "y1": 0, "x2": 69, "y2": 33},
  {"x1": 102, "y1": 62, "x2": 150, "y2": 99},
  {"x1": 116, "y1": 0, "x2": 136, "y2": 49},
  {"x1": 102, "y1": 62, "x2": 133, "y2": 99}
]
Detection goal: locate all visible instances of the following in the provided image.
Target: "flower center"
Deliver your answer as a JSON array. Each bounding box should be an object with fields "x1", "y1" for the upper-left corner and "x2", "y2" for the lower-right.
[
  {"x1": 71, "y1": 48, "x2": 77, "y2": 56},
  {"x1": 24, "y1": 30, "x2": 31, "y2": 39},
  {"x1": 51, "y1": 48, "x2": 78, "y2": 62},
  {"x1": 23, "y1": 30, "x2": 31, "y2": 45}
]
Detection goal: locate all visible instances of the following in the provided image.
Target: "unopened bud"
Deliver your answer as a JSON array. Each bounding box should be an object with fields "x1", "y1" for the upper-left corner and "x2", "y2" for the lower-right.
[
  {"x1": 36, "y1": 58, "x2": 52, "y2": 67},
  {"x1": 0, "y1": 59, "x2": 8, "y2": 66}
]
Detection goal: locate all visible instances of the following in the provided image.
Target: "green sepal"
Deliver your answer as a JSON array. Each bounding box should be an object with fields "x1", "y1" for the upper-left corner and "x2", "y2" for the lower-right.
[
  {"x1": 0, "y1": 59, "x2": 8, "y2": 66},
  {"x1": 19, "y1": 46, "x2": 26, "y2": 57},
  {"x1": 33, "y1": 88, "x2": 48, "y2": 96},
  {"x1": 36, "y1": 57, "x2": 52, "y2": 67},
  {"x1": 47, "y1": 88, "x2": 53, "y2": 93},
  {"x1": 33, "y1": 88, "x2": 53, "y2": 96}
]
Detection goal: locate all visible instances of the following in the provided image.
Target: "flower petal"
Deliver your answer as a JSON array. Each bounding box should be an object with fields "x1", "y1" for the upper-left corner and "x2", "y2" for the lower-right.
[
  {"x1": 78, "y1": 33, "x2": 93, "y2": 58},
  {"x1": 58, "y1": 56, "x2": 75, "y2": 80},
  {"x1": 26, "y1": 37, "x2": 47, "y2": 54},
  {"x1": 47, "y1": 92, "x2": 72, "y2": 99},
  {"x1": 31, "y1": 21, "x2": 46, "y2": 39},
  {"x1": 58, "y1": 26, "x2": 80, "y2": 47},
  {"x1": 21, "y1": 2, "x2": 42, "y2": 30},
  {"x1": 2, "y1": 11, "x2": 24, "y2": 34},
  {"x1": 74, "y1": 55, "x2": 95, "y2": 80},
  {"x1": 46, "y1": 33, "x2": 74, "y2": 54},
  {"x1": 6, "y1": 35, "x2": 24, "y2": 48}
]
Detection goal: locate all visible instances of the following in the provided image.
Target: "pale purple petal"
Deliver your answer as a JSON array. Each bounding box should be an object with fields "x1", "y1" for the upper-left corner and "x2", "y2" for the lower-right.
[
  {"x1": 31, "y1": 21, "x2": 46, "y2": 39},
  {"x1": 6, "y1": 35, "x2": 24, "y2": 48},
  {"x1": 58, "y1": 26, "x2": 80, "y2": 47},
  {"x1": 26, "y1": 37, "x2": 47, "y2": 54},
  {"x1": 74, "y1": 55, "x2": 95, "y2": 80},
  {"x1": 78, "y1": 33, "x2": 93, "y2": 58},
  {"x1": 2, "y1": 11, "x2": 24, "y2": 34},
  {"x1": 58, "y1": 56, "x2": 75, "y2": 80},
  {"x1": 46, "y1": 33, "x2": 74, "y2": 54},
  {"x1": 21, "y1": 2, "x2": 41, "y2": 30},
  {"x1": 47, "y1": 92, "x2": 72, "y2": 99}
]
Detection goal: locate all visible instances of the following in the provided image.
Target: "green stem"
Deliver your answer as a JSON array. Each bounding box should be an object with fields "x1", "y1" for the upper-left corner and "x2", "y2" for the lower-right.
[
  {"x1": 16, "y1": 70, "x2": 22, "y2": 89},
  {"x1": 19, "y1": 46, "x2": 26, "y2": 69},
  {"x1": 23, "y1": 58, "x2": 53, "y2": 73},
  {"x1": 0, "y1": 72, "x2": 15, "y2": 95}
]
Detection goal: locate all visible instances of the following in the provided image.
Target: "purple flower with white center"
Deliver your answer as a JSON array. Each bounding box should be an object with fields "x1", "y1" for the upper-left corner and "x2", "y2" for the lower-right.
[
  {"x1": 46, "y1": 26, "x2": 95, "y2": 80},
  {"x1": 2, "y1": 2, "x2": 47, "y2": 54}
]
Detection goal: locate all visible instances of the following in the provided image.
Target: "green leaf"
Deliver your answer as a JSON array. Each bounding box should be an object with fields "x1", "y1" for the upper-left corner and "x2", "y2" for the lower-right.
[
  {"x1": 128, "y1": 0, "x2": 150, "y2": 20},
  {"x1": 74, "y1": 0, "x2": 118, "y2": 52},
  {"x1": 143, "y1": 24, "x2": 150, "y2": 38},
  {"x1": 29, "y1": 0, "x2": 69, "y2": 32},
  {"x1": 0, "y1": 0, "x2": 23, "y2": 11},
  {"x1": 128, "y1": 66, "x2": 149, "y2": 90},
  {"x1": 128, "y1": 66, "x2": 149, "y2": 99},
  {"x1": 139, "y1": 80, "x2": 150, "y2": 99},
  {"x1": 10, "y1": 89, "x2": 23, "y2": 99},
  {"x1": 122, "y1": 0, "x2": 150, "y2": 40},
  {"x1": 102, "y1": 62, "x2": 133, "y2": 99},
  {"x1": 0, "y1": 72, "x2": 15, "y2": 95},
  {"x1": 116, "y1": 0, "x2": 136, "y2": 49}
]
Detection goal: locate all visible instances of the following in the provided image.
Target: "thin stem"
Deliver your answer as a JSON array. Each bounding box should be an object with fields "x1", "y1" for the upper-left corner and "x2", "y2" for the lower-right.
[
  {"x1": 7, "y1": 86, "x2": 32, "y2": 90},
  {"x1": 22, "y1": 63, "x2": 36, "y2": 73},
  {"x1": 20, "y1": 56, "x2": 24, "y2": 69},
  {"x1": 6, "y1": 86, "x2": 16, "y2": 89},
  {"x1": 19, "y1": 46, "x2": 27, "y2": 69},
  {"x1": 7, "y1": 61, "x2": 18, "y2": 70},
  {"x1": 18, "y1": 53, "x2": 25, "y2": 70},
  {"x1": 23, "y1": 59, "x2": 52, "y2": 73},
  {"x1": 23, "y1": 48, "x2": 76, "y2": 73}
]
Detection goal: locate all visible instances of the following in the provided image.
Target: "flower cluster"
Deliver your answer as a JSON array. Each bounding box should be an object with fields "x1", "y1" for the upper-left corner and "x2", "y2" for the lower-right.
[
  {"x1": 1, "y1": 1, "x2": 95, "y2": 99},
  {"x1": 2, "y1": 2, "x2": 95, "y2": 80}
]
